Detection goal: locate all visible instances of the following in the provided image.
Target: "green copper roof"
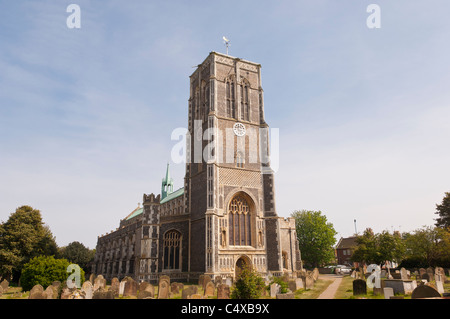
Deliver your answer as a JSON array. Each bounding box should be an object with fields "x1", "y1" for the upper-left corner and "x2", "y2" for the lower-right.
[
  {"x1": 125, "y1": 207, "x2": 143, "y2": 221},
  {"x1": 160, "y1": 187, "x2": 184, "y2": 204}
]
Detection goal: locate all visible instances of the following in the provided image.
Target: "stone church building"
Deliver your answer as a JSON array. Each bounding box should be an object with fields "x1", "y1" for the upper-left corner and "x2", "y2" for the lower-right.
[{"x1": 93, "y1": 52, "x2": 302, "y2": 283}]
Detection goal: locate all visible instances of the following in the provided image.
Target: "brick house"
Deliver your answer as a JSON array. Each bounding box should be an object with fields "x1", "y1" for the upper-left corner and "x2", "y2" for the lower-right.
[{"x1": 335, "y1": 236, "x2": 358, "y2": 266}]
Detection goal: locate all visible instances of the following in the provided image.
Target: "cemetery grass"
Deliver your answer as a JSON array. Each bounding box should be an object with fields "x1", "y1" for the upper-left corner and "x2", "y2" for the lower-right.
[{"x1": 294, "y1": 278, "x2": 334, "y2": 299}]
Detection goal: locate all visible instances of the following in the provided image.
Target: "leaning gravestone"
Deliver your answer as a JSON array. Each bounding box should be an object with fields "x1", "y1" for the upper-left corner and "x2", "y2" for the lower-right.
[
  {"x1": 158, "y1": 278, "x2": 170, "y2": 299},
  {"x1": 411, "y1": 284, "x2": 441, "y2": 299},
  {"x1": 353, "y1": 279, "x2": 367, "y2": 296}
]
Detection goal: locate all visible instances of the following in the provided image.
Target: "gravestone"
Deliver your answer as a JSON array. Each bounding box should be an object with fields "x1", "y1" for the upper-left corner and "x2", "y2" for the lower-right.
[
  {"x1": 214, "y1": 276, "x2": 223, "y2": 285},
  {"x1": 411, "y1": 285, "x2": 441, "y2": 299},
  {"x1": 158, "y1": 278, "x2": 170, "y2": 299},
  {"x1": 419, "y1": 268, "x2": 427, "y2": 279},
  {"x1": 94, "y1": 275, "x2": 106, "y2": 291},
  {"x1": 123, "y1": 277, "x2": 138, "y2": 297},
  {"x1": 138, "y1": 283, "x2": 155, "y2": 299},
  {"x1": 160, "y1": 275, "x2": 171, "y2": 285},
  {"x1": 182, "y1": 285, "x2": 198, "y2": 299},
  {"x1": 426, "y1": 267, "x2": 434, "y2": 281},
  {"x1": 217, "y1": 284, "x2": 230, "y2": 299},
  {"x1": 435, "y1": 281, "x2": 444, "y2": 294},
  {"x1": 110, "y1": 278, "x2": 120, "y2": 297},
  {"x1": 383, "y1": 287, "x2": 394, "y2": 299},
  {"x1": 0, "y1": 279, "x2": 9, "y2": 292},
  {"x1": 400, "y1": 268, "x2": 408, "y2": 280},
  {"x1": 93, "y1": 290, "x2": 115, "y2": 299},
  {"x1": 202, "y1": 275, "x2": 212, "y2": 290},
  {"x1": 305, "y1": 274, "x2": 314, "y2": 289},
  {"x1": 81, "y1": 281, "x2": 94, "y2": 299},
  {"x1": 288, "y1": 280, "x2": 299, "y2": 292},
  {"x1": 44, "y1": 285, "x2": 58, "y2": 299},
  {"x1": 204, "y1": 281, "x2": 215, "y2": 297},
  {"x1": 28, "y1": 284, "x2": 46, "y2": 299},
  {"x1": 353, "y1": 279, "x2": 367, "y2": 296},
  {"x1": 225, "y1": 277, "x2": 233, "y2": 286},
  {"x1": 171, "y1": 282, "x2": 182, "y2": 294},
  {"x1": 312, "y1": 268, "x2": 320, "y2": 281},
  {"x1": 270, "y1": 283, "x2": 280, "y2": 297}
]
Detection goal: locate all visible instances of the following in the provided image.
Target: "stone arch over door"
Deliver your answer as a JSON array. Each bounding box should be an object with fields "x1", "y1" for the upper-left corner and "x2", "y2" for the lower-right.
[{"x1": 235, "y1": 255, "x2": 252, "y2": 278}]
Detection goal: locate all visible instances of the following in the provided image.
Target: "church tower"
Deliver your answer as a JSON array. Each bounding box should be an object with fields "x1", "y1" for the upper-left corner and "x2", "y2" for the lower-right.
[{"x1": 185, "y1": 52, "x2": 301, "y2": 278}]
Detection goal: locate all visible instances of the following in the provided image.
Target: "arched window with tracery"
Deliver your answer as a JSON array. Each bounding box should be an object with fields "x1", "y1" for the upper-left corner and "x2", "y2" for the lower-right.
[
  {"x1": 163, "y1": 230, "x2": 181, "y2": 270},
  {"x1": 228, "y1": 194, "x2": 252, "y2": 246}
]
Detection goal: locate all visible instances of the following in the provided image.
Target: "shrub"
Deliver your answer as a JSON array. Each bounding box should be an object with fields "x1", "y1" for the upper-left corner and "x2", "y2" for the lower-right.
[
  {"x1": 20, "y1": 255, "x2": 84, "y2": 291},
  {"x1": 269, "y1": 276, "x2": 289, "y2": 293},
  {"x1": 231, "y1": 266, "x2": 265, "y2": 299}
]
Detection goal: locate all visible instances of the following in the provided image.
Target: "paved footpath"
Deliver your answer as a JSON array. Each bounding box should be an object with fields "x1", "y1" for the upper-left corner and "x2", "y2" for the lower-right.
[{"x1": 316, "y1": 274, "x2": 344, "y2": 299}]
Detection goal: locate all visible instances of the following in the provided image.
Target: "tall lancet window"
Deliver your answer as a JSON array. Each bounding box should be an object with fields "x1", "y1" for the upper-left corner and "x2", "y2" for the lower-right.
[
  {"x1": 228, "y1": 194, "x2": 251, "y2": 246},
  {"x1": 240, "y1": 81, "x2": 250, "y2": 121},
  {"x1": 226, "y1": 80, "x2": 236, "y2": 119}
]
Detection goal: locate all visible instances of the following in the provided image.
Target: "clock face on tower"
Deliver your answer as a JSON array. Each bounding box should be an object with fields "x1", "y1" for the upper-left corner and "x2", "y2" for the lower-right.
[{"x1": 233, "y1": 122, "x2": 246, "y2": 137}]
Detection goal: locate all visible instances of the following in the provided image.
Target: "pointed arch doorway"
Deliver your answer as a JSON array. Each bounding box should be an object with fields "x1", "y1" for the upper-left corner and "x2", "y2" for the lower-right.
[{"x1": 235, "y1": 255, "x2": 252, "y2": 279}]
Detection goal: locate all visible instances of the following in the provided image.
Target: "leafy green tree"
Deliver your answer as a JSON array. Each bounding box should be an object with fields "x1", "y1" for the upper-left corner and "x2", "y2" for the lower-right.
[
  {"x1": 0, "y1": 206, "x2": 58, "y2": 281},
  {"x1": 231, "y1": 265, "x2": 265, "y2": 299},
  {"x1": 402, "y1": 226, "x2": 450, "y2": 266},
  {"x1": 59, "y1": 241, "x2": 95, "y2": 273},
  {"x1": 20, "y1": 255, "x2": 85, "y2": 292},
  {"x1": 351, "y1": 228, "x2": 406, "y2": 265},
  {"x1": 435, "y1": 192, "x2": 450, "y2": 228},
  {"x1": 291, "y1": 210, "x2": 337, "y2": 267}
]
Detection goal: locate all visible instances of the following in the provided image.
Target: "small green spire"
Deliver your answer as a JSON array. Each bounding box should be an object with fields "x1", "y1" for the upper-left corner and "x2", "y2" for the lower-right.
[{"x1": 161, "y1": 162, "x2": 174, "y2": 200}]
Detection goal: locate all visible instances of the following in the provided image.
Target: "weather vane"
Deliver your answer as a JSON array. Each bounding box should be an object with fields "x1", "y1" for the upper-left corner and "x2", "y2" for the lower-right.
[{"x1": 223, "y1": 36, "x2": 230, "y2": 55}]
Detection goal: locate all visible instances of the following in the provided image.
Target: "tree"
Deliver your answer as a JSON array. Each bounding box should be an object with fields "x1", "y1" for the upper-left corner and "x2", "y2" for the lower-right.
[
  {"x1": 20, "y1": 255, "x2": 85, "y2": 292},
  {"x1": 231, "y1": 265, "x2": 265, "y2": 299},
  {"x1": 435, "y1": 192, "x2": 450, "y2": 228},
  {"x1": 291, "y1": 210, "x2": 337, "y2": 267},
  {"x1": 59, "y1": 241, "x2": 95, "y2": 274},
  {"x1": 0, "y1": 206, "x2": 58, "y2": 281},
  {"x1": 402, "y1": 226, "x2": 450, "y2": 267},
  {"x1": 351, "y1": 228, "x2": 405, "y2": 265}
]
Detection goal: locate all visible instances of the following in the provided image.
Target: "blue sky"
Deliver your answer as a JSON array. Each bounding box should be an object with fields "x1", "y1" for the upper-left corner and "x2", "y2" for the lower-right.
[{"x1": 1, "y1": 0, "x2": 449, "y2": 249}]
